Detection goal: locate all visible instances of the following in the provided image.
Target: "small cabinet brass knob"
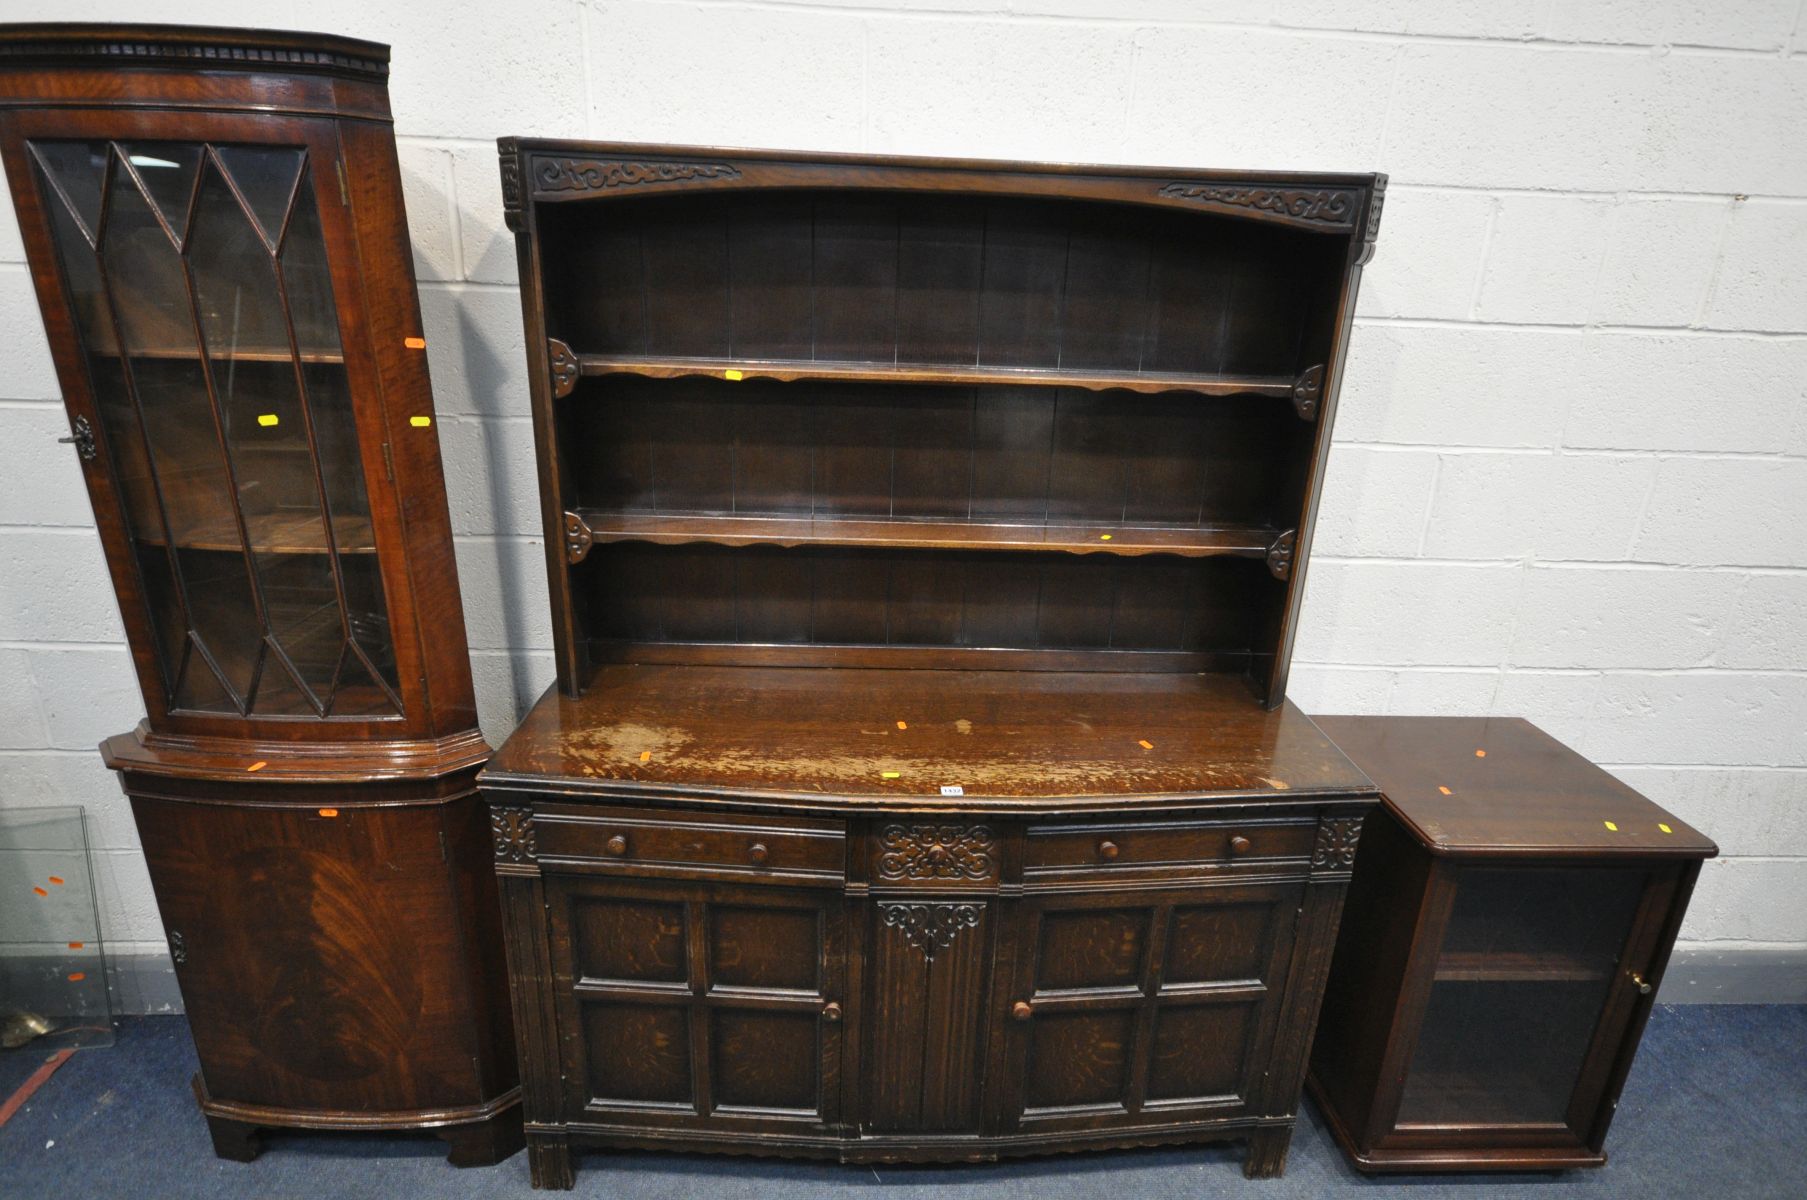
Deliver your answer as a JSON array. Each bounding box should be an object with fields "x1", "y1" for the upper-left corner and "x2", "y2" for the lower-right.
[
  {"x1": 748, "y1": 842, "x2": 769, "y2": 865},
  {"x1": 605, "y1": 834, "x2": 628, "y2": 856},
  {"x1": 1098, "y1": 840, "x2": 1120, "y2": 860},
  {"x1": 1630, "y1": 972, "x2": 1653, "y2": 995},
  {"x1": 822, "y1": 1002, "x2": 842, "y2": 1022},
  {"x1": 1228, "y1": 835, "x2": 1252, "y2": 856},
  {"x1": 1011, "y1": 1001, "x2": 1034, "y2": 1022}
]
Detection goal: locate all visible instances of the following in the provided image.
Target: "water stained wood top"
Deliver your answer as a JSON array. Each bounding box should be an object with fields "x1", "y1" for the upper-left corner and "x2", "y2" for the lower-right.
[{"x1": 484, "y1": 664, "x2": 1374, "y2": 812}]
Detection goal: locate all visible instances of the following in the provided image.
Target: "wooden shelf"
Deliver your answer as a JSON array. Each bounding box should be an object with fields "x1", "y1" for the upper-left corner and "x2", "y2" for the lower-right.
[
  {"x1": 575, "y1": 354, "x2": 1297, "y2": 398},
  {"x1": 573, "y1": 510, "x2": 1278, "y2": 559},
  {"x1": 96, "y1": 345, "x2": 345, "y2": 366},
  {"x1": 140, "y1": 511, "x2": 376, "y2": 555},
  {"x1": 1432, "y1": 952, "x2": 1610, "y2": 985}
]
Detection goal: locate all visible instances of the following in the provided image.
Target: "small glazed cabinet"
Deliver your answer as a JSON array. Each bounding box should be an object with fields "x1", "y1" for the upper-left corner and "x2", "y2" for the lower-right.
[
  {"x1": 0, "y1": 25, "x2": 518, "y2": 1162},
  {"x1": 1308, "y1": 717, "x2": 1717, "y2": 1173}
]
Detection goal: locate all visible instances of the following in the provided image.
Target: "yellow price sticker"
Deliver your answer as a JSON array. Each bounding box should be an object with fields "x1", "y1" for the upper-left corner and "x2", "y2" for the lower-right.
[
  {"x1": 257, "y1": 413, "x2": 279, "y2": 427},
  {"x1": 410, "y1": 415, "x2": 432, "y2": 428},
  {"x1": 881, "y1": 771, "x2": 901, "y2": 780},
  {"x1": 1604, "y1": 820, "x2": 1619, "y2": 832},
  {"x1": 1659, "y1": 823, "x2": 1673, "y2": 834},
  {"x1": 724, "y1": 369, "x2": 744, "y2": 381}
]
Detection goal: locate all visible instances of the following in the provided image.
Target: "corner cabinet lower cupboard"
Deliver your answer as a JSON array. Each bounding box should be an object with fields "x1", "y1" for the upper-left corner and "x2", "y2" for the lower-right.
[{"x1": 481, "y1": 668, "x2": 1378, "y2": 1186}]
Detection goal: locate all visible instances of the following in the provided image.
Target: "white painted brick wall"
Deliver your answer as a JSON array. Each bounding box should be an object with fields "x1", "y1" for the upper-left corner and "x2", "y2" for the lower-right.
[{"x1": 1, "y1": 0, "x2": 1803, "y2": 995}]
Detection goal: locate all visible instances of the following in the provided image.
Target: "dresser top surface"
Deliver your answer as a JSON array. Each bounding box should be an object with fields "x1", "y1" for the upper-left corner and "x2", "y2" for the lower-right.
[
  {"x1": 484, "y1": 664, "x2": 1375, "y2": 812},
  {"x1": 1314, "y1": 715, "x2": 1716, "y2": 859}
]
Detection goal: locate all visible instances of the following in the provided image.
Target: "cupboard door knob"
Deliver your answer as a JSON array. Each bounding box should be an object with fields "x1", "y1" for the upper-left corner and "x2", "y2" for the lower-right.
[
  {"x1": 1097, "y1": 840, "x2": 1120, "y2": 860},
  {"x1": 1630, "y1": 972, "x2": 1653, "y2": 995},
  {"x1": 1228, "y1": 835, "x2": 1252, "y2": 856},
  {"x1": 748, "y1": 842, "x2": 769, "y2": 865},
  {"x1": 822, "y1": 1002, "x2": 842, "y2": 1023},
  {"x1": 605, "y1": 834, "x2": 628, "y2": 856},
  {"x1": 1012, "y1": 1001, "x2": 1034, "y2": 1022}
]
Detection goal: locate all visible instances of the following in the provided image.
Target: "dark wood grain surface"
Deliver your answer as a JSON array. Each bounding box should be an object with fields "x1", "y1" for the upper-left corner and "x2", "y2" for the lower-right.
[
  {"x1": 1313, "y1": 716, "x2": 1715, "y2": 857},
  {"x1": 486, "y1": 664, "x2": 1374, "y2": 807}
]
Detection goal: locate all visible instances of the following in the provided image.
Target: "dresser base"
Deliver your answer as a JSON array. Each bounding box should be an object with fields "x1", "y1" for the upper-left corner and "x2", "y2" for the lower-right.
[{"x1": 524, "y1": 1117, "x2": 1298, "y2": 1188}]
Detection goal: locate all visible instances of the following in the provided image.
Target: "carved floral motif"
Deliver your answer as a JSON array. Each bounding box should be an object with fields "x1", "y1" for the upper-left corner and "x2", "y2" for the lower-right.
[
  {"x1": 1157, "y1": 182, "x2": 1357, "y2": 227},
  {"x1": 882, "y1": 902, "x2": 981, "y2": 961},
  {"x1": 877, "y1": 824, "x2": 996, "y2": 881},
  {"x1": 492, "y1": 806, "x2": 536, "y2": 863},
  {"x1": 533, "y1": 157, "x2": 741, "y2": 194},
  {"x1": 563, "y1": 511, "x2": 594, "y2": 565},
  {"x1": 1312, "y1": 816, "x2": 1363, "y2": 870},
  {"x1": 548, "y1": 337, "x2": 579, "y2": 398},
  {"x1": 1266, "y1": 530, "x2": 1297, "y2": 582}
]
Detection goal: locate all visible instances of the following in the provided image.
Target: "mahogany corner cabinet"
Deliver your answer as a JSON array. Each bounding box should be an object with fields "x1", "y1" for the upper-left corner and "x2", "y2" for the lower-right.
[
  {"x1": 1308, "y1": 717, "x2": 1716, "y2": 1173},
  {"x1": 0, "y1": 25, "x2": 518, "y2": 1163},
  {"x1": 487, "y1": 140, "x2": 1387, "y2": 1185}
]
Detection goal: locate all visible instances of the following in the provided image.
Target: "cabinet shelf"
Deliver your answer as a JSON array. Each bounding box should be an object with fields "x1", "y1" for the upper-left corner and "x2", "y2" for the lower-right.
[
  {"x1": 1431, "y1": 951, "x2": 1611, "y2": 985},
  {"x1": 96, "y1": 345, "x2": 346, "y2": 366},
  {"x1": 139, "y1": 511, "x2": 376, "y2": 555},
  {"x1": 573, "y1": 353, "x2": 1297, "y2": 399},
  {"x1": 571, "y1": 510, "x2": 1279, "y2": 559}
]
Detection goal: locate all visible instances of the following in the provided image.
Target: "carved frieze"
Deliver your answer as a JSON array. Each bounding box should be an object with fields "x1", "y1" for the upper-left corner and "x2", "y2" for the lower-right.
[
  {"x1": 532, "y1": 157, "x2": 741, "y2": 196},
  {"x1": 492, "y1": 806, "x2": 536, "y2": 863},
  {"x1": 499, "y1": 139, "x2": 523, "y2": 233},
  {"x1": 1157, "y1": 182, "x2": 1357, "y2": 228},
  {"x1": 882, "y1": 902, "x2": 982, "y2": 961},
  {"x1": 1312, "y1": 816, "x2": 1363, "y2": 870},
  {"x1": 1359, "y1": 175, "x2": 1387, "y2": 264},
  {"x1": 877, "y1": 823, "x2": 996, "y2": 882}
]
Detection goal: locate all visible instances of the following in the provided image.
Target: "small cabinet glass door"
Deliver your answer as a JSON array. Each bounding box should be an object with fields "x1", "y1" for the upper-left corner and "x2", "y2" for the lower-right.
[
  {"x1": 1394, "y1": 865, "x2": 1652, "y2": 1135},
  {"x1": 32, "y1": 138, "x2": 399, "y2": 719}
]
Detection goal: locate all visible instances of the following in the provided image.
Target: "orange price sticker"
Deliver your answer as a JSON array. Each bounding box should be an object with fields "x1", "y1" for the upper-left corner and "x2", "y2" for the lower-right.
[
  {"x1": 246, "y1": 761, "x2": 267, "y2": 772},
  {"x1": 1475, "y1": 749, "x2": 1487, "y2": 757},
  {"x1": 318, "y1": 808, "x2": 339, "y2": 818},
  {"x1": 896, "y1": 720, "x2": 908, "y2": 730},
  {"x1": 1138, "y1": 740, "x2": 1154, "y2": 750},
  {"x1": 67, "y1": 972, "x2": 86, "y2": 982},
  {"x1": 404, "y1": 336, "x2": 427, "y2": 349},
  {"x1": 639, "y1": 751, "x2": 651, "y2": 763},
  {"x1": 48, "y1": 876, "x2": 64, "y2": 886},
  {"x1": 1437, "y1": 786, "x2": 1452, "y2": 795}
]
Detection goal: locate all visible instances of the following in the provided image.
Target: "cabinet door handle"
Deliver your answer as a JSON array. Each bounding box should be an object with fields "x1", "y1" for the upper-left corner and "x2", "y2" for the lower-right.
[
  {"x1": 605, "y1": 834, "x2": 628, "y2": 856},
  {"x1": 1228, "y1": 835, "x2": 1252, "y2": 856},
  {"x1": 748, "y1": 842, "x2": 769, "y2": 865},
  {"x1": 1097, "y1": 840, "x2": 1120, "y2": 860},
  {"x1": 1630, "y1": 971, "x2": 1653, "y2": 995},
  {"x1": 822, "y1": 1001, "x2": 842, "y2": 1023},
  {"x1": 1011, "y1": 1001, "x2": 1034, "y2": 1022}
]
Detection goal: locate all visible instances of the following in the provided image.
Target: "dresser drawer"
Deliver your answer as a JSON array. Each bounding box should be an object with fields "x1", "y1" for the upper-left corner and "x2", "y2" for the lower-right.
[
  {"x1": 1024, "y1": 817, "x2": 1316, "y2": 882},
  {"x1": 532, "y1": 804, "x2": 846, "y2": 885}
]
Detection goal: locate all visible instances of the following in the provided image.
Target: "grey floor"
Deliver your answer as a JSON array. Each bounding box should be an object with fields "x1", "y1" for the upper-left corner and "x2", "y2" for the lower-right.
[{"x1": 1, "y1": 1006, "x2": 1802, "y2": 1198}]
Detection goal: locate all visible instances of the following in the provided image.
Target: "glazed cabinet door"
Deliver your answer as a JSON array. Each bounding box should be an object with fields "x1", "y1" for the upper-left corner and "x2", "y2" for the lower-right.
[
  {"x1": 24, "y1": 131, "x2": 404, "y2": 722},
  {"x1": 1381, "y1": 863, "x2": 1686, "y2": 1152},
  {"x1": 543, "y1": 876, "x2": 847, "y2": 1135},
  {"x1": 996, "y1": 881, "x2": 1305, "y2": 1135}
]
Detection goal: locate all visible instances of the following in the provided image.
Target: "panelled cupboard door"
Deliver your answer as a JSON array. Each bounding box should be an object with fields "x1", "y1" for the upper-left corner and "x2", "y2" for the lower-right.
[
  {"x1": 543, "y1": 877, "x2": 846, "y2": 1134},
  {"x1": 997, "y1": 882, "x2": 1305, "y2": 1133}
]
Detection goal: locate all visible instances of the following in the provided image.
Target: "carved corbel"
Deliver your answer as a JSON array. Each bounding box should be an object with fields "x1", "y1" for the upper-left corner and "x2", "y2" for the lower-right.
[
  {"x1": 548, "y1": 337, "x2": 578, "y2": 398},
  {"x1": 1291, "y1": 364, "x2": 1325, "y2": 421},
  {"x1": 1266, "y1": 529, "x2": 1297, "y2": 581},
  {"x1": 563, "y1": 511, "x2": 593, "y2": 564}
]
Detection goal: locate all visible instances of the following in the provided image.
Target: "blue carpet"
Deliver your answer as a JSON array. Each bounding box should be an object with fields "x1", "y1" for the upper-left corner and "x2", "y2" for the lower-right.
[{"x1": 1, "y1": 1007, "x2": 1801, "y2": 1198}]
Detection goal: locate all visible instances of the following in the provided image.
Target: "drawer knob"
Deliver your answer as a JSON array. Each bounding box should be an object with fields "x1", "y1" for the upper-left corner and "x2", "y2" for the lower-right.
[
  {"x1": 1228, "y1": 835, "x2": 1252, "y2": 856},
  {"x1": 605, "y1": 834, "x2": 628, "y2": 856},
  {"x1": 1097, "y1": 840, "x2": 1120, "y2": 860},
  {"x1": 822, "y1": 1001, "x2": 842, "y2": 1023},
  {"x1": 1630, "y1": 971, "x2": 1653, "y2": 995},
  {"x1": 748, "y1": 842, "x2": 769, "y2": 865},
  {"x1": 1011, "y1": 1001, "x2": 1034, "y2": 1022}
]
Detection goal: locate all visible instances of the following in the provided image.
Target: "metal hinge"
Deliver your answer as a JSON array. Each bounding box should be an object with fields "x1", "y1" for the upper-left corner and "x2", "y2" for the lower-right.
[
  {"x1": 548, "y1": 337, "x2": 578, "y2": 398},
  {"x1": 382, "y1": 441, "x2": 396, "y2": 483},
  {"x1": 1291, "y1": 364, "x2": 1325, "y2": 421},
  {"x1": 563, "y1": 510, "x2": 594, "y2": 564},
  {"x1": 168, "y1": 929, "x2": 186, "y2": 965},
  {"x1": 336, "y1": 158, "x2": 350, "y2": 208},
  {"x1": 1266, "y1": 529, "x2": 1297, "y2": 581}
]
